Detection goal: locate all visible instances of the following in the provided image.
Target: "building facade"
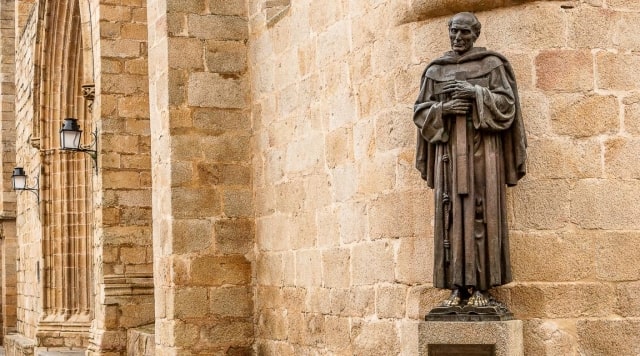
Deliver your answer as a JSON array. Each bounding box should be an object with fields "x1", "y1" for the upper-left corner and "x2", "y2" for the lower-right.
[{"x1": 0, "y1": 0, "x2": 637, "y2": 354}]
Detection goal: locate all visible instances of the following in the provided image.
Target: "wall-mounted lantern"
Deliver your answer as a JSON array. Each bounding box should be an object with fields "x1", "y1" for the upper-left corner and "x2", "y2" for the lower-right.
[
  {"x1": 12, "y1": 167, "x2": 39, "y2": 202},
  {"x1": 59, "y1": 118, "x2": 98, "y2": 173}
]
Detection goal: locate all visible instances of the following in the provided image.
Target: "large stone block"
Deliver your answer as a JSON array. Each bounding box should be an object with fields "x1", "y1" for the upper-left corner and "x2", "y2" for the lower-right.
[
  {"x1": 205, "y1": 40, "x2": 247, "y2": 74},
  {"x1": 375, "y1": 108, "x2": 415, "y2": 152},
  {"x1": 168, "y1": 37, "x2": 204, "y2": 70},
  {"x1": 510, "y1": 231, "x2": 595, "y2": 282},
  {"x1": 295, "y1": 249, "x2": 322, "y2": 287},
  {"x1": 257, "y1": 308, "x2": 288, "y2": 340},
  {"x1": 624, "y1": 93, "x2": 640, "y2": 136},
  {"x1": 604, "y1": 138, "x2": 640, "y2": 179},
  {"x1": 329, "y1": 287, "x2": 375, "y2": 317},
  {"x1": 187, "y1": 72, "x2": 247, "y2": 109},
  {"x1": 571, "y1": 180, "x2": 640, "y2": 229},
  {"x1": 482, "y1": 4, "x2": 564, "y2": 51},
  {"x1": 167, "y1": 0, "x2": 206, "y2": 14},
  {"x1": 214, "y1": 218, "x2": 253, "y2": 254},
  {"x1": 172, "y1": 218, "x2": 212, "y2": 254},
  {"x1": 608, "y1": 0, "x2": 640, "y2": 9},
  {"x1": 376, "y1": 284, "x2": 407, "y2": 319},
  {"x1": 550, "y1": 93, "x2": 619, "y2": 137},
  {"x1": 304, "y1": 287, "x2": 331, "y2": 314},
  {"x1": 209, "y1": 286, "x2": 252, "y2": 317},
  {"x1": 523, "y1": 319, "x2": 579, "y2": 356},
  {"x1": 200, "y1": 320, "x2": 253, "y2": 347},
  {"x1": 368, "y1": 190, "x2": 429, "y2": 239},
  {"x1": 352, "y1": 241, "x2": 395, "y2": 285},
  {"x1": 352, "y1": 320, "x2": 400, "y2": 356},
  {"x1": 595, "y1": 231, "x2": 640, "y2": 281},
  {"x1": 535, "y1": 50, "x2": 594, "y2": 92},
  {"x1": 256, "y1": 252, "x2": 284, "y2": 286},
  {"x1": 187, "y1": 14, "x2": 247, "y2": 41},
  {"x1": 526, "y1": 137, "x2": 601, "y2": 179},
  {"x1": 396, "y1": 236, "x2": 433, "y2": 285},
  {"x1": 577, "y1": 319, "x2": 640, "y2": 355},
  {"x1": 171, "y1": 187, "x2": 220, "y2": 218},
  {"x1": 596, "y1": 51, "x2": 640, "y2": 91},
  {"x1": 322, "y1": 248, "x2": 350, "y2": 288},
  {"x1": 325, "y1": 127, "x2": 353, "y2": 169},
  {"x1": 567, "y1": 6, "x2": 616, "y2": 49},
  {"x1": 357, "y1": 153, "x2": 396, "y2": 194},
  {"x1": 324, "y1": 316, "x2": 350, "y2": 351},
  {"x1": 616, "y1": 281, "x2": 640, "y2": 317},
  {"x1": 507, "y1": 282, "x2": 615, "y2": 319},
  {"x1": 188, "y1": 255, "x2": 251, "y2": 286},
  {"x1": 511, "y1": 179, "x2": 571, "y2": 230}
]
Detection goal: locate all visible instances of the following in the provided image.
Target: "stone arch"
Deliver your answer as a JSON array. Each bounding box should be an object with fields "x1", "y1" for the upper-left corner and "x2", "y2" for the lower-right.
[{"x1": 32, "y1": 0, "x2": 95, "y2": 345}]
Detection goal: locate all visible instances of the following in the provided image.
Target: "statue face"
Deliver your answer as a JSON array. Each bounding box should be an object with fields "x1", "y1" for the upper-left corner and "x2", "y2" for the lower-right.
[{"x1": 449, "y1": 15, "x2": 478, "y2": 55}]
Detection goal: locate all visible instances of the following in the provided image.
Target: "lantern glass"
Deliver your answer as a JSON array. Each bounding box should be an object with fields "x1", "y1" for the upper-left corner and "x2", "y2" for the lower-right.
[
  {"x1": 60, "y1": 118, "x2": 83, "y2": 150},
  {"x1": 11, "y1": 167, "x2": 27, "y2": 190}
]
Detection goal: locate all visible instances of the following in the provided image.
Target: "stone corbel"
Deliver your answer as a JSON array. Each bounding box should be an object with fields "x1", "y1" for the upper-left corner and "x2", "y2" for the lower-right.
[
  {"x1": 264, "y1": 0, "x2": 290, "y2": 27},
  {"x1": 398, "y1": 0, "x2": 572, "y2": 24},
  {"x1": 82, "y1": 83, "x2": 95, "y2": 113}
]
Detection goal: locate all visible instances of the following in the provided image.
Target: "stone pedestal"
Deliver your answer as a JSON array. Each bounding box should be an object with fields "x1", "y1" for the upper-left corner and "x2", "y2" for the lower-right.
[{"x1": 419, "y1": 320, "x2": 523, "y2": 356}]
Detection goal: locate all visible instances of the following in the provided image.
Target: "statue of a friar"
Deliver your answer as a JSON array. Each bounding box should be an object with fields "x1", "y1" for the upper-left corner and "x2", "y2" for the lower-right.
[{"x1": 413, "y1": 12, "x2": 527, "y2": 314}]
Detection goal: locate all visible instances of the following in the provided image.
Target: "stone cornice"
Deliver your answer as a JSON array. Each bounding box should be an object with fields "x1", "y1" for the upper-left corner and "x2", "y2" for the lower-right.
[{"x1": 398, "y1": 0, "x2": 573, "y2": 24}]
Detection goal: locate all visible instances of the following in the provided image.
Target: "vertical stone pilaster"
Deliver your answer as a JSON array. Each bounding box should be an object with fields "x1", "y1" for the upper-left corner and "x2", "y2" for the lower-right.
[
  {"x1": 148, "y1": 0, "x2": 255, "y2": 354},
  {"x1": 0, "y1": 0, "x2": 17, "y2": 341},
  {"x1": 88, "y1": 0, "x2": 155, "y2": 354}
]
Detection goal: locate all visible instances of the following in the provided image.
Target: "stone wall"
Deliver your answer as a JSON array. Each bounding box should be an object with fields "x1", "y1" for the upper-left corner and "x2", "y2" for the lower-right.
[
  {"x1": 1, "y1": 0, "x2": 639, "y2": 355},
  {"x1": 0, "y1": 0, "x2": 17, "y2": 340},
  {"x1": 148, "y1": 0, "x2": 255, "y2": 354},
  {"x1": 88, "y1": 0, "x2": 155, "y2": 353},
  {"x1": 249, "y1": 0, "x2": 640, "y2": 354},
  {"x1": 13, "y1": 2, "x2": 40, "y2": 342}
]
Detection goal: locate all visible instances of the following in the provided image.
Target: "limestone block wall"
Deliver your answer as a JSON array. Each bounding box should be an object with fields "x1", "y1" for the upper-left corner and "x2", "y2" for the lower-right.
[
  {"x1": 13, "y1": 2, "x2": 40, "y2": 341},
  {"x1": 88, "y1": 0, "x2": 155, "y2": 354},
  {"x1": 249, "y1": 0, "x2": 640, "y2": 354},
  {"x1": 0, "y1": 0, "x2": 17, "y2": 339},
  {"x1": 148, "y1": 0, "x2": 254, "y2": 354}
]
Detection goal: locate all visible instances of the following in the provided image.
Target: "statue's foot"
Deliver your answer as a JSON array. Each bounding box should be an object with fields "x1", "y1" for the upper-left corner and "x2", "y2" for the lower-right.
[
  {"x1": 440, "y1": 289, "x2": 462, "y2": 307},
  {"x1": 467, "y1": 290, "x2": 490, "y2": 307}
]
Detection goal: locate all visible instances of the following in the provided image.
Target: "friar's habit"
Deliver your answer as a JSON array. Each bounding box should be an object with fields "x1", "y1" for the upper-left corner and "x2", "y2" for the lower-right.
[{"x1": 413, "y1": 46, "x2": 527, "y2": 294}]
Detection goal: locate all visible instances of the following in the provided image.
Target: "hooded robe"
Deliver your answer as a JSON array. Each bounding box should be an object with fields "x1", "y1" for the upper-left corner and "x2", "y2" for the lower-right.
[{"x1": 414, "y1": 47, "x2": 527, "y2": 290}]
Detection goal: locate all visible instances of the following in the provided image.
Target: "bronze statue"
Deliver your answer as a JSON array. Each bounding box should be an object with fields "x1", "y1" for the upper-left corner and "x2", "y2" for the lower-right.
[{"x1": 413, "y1": 12, "x2": 527, "y2": 318}]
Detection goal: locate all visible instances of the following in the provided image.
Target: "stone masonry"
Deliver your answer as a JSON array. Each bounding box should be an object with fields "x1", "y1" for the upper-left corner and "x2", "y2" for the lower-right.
[{"x1": 0, "y1": 0, "x2": 637, "y2": 355}]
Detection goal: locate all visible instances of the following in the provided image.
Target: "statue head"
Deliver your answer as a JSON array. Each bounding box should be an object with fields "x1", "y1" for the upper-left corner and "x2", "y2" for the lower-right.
[{"x1": 448, "y1": 12, "x2": 481, "y2": 55}]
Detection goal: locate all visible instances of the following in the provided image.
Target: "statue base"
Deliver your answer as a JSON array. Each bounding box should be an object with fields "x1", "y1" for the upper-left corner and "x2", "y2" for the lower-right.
[{"x1": 419, "y1": 319, "x2": 523, "y2": 356}]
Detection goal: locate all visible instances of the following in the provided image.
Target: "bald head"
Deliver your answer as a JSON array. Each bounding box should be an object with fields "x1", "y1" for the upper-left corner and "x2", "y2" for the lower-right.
[
  {"x1": 448, "y1": 12, "x2": 481, "y2": 38},
  {"x1": 448, "y1": 12, "x2": 481, "y2": 54}
]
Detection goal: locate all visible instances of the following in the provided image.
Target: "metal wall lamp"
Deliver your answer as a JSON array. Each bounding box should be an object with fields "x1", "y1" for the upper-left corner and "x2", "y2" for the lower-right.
[
  {"x1": 11, "y1": 167, "x2": 39, "y2": 203},
  {"x1": 60, "y1": 118, "x2": 98, "y2": 173}
]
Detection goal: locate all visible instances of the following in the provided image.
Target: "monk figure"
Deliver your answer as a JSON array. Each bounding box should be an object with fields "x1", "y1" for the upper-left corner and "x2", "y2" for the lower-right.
[{"x1": 413, "y1": 12, "x2": 527, "y2": 309}]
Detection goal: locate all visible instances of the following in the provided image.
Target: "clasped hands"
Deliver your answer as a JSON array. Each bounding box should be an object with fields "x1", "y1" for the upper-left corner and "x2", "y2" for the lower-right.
[{"x1": 441, "y1": 80, "x2": 475, "y2": 116}]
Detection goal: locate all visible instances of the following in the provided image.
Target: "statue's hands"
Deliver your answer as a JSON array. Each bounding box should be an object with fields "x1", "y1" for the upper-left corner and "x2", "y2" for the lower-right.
[
  {"x1": 442, "y1": 80, "x2": 476, "y2": 99},
  {"x1": 442, "y1": 99, "x2": 471, "y2": 115}
]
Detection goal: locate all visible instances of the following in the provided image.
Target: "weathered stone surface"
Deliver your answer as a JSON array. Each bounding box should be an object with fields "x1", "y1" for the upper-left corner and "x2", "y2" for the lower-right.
[
  {"x1": 535, "y1": 50, "x2": 594, "y2": 92},
  {"x1": 511, "y1": 179, "x2": 571, "y2": 230},
  {"x1": 187, "y1": 72, "x2": 247, "y2": 108},
  {"x1": 523, "y1": 319, "x2": 578, "y2": 356},
  {"x1": 571, "y1": 180, "x2": 640, "y2": 230},
  {"x1": 510, "y1": 232, "x2": 595, "y2": 282},
  {"x1": 596, "y1": 51, "x2": 640, "y2": 90},
  {"x1": 550, "y1": 94, "x2": 619, "y2": 137},
  {"x1": 526, "y1": 138, "x2": 601, "y2": 179},
  {"x1": 577, "y1": 320, "x2": 640, "y2": 355}
]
